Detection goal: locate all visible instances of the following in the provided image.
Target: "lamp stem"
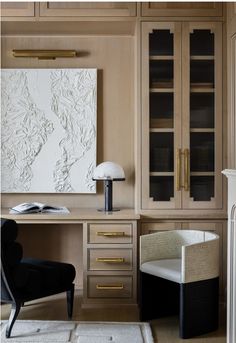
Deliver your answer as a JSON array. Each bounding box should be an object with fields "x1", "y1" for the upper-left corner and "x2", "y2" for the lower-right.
[{"x1": 104, "y1": 180, "x2": 113, "y2": 212}]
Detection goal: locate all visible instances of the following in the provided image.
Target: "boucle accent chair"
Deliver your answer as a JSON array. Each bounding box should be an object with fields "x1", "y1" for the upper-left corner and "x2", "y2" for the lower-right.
[
  {"x1": 1, "y1": 218, "x2": 76, "y2": 338},
  {"x1": 139, "y1": 229, "x2": 219, "y2": 339}
]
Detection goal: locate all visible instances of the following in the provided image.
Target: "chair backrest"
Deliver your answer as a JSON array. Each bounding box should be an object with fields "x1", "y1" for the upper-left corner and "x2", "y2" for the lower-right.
[
  {"x1": 1, "y1": 218, "x2": 23, "y2": 303},
  {"x1": 140, "y1": 229, "x2": 219, "y2": 265}
]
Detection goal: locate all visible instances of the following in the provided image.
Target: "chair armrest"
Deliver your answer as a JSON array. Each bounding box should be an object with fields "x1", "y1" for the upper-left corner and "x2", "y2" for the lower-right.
[
  {"x1": 140, "y1": 230, "x2": 182, "y2": 265},
  {"x1": 181, "y1": 237, "x2": 219, "y2": 283}
]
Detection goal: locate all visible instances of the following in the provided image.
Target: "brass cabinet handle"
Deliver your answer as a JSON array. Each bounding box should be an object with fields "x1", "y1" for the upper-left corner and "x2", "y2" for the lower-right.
[
  {"x1": 184, "y1": 149, "x2": 190, "y2": 191},
  {"x1": 96, "y1": 284, "x2": 124, "y2": 290},
  {"x1": 96, "y1": 257, "x2": 125, "y2": 263},
  {"x1": 176, "y1": 148, "x2": 182, "y2": 191},
  {"x1": 96, "y1": 232, "x2": 125, "y2": 237}
]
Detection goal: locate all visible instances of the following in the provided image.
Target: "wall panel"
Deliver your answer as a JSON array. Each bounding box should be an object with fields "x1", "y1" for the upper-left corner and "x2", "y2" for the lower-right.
[{"x1": 1, "y1": 35, "x2": 135, "y2": 209}]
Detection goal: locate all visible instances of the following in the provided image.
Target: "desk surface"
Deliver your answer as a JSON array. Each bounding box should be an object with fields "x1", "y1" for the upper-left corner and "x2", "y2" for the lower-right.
[{"x1": 1, "y1": 208, "x2": 140, "y2": 223}]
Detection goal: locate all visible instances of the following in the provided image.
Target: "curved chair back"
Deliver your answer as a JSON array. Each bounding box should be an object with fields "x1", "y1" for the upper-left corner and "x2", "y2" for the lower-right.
[{"x1": 140, "y1": 229, "x2": 219, "y2": 267}]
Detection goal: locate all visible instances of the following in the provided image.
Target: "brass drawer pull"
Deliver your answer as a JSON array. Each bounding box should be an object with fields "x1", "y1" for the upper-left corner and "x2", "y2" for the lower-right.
[
  {"x1": 96, "y1": 283, "x2": 124, "y2": 290},
  {"x1": 96, "y1": 232, "x2": 125, "y2": 237},
  {"x1": 96, "y1": 257, "x2": 125, "y2": 263}
]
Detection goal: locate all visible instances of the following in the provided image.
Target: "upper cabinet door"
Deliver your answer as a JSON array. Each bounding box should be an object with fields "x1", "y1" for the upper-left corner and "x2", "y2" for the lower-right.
[
  {"x1": 141, "y1": 22, "x2": 223, "y2": 212},
  {"x1": 1, "y1": 2, "x2": 35, "y2": 16},
  {"x1": 181, "y1": 22, "x2": 223, "y2": 209},
  {"x1": 141, "y1": 2, "x2": 223, "y2": 17},
  {"x1": 39, "y1": 2, "x2": 136, "y2": 17},
  {"x1": 141, "y1": 22, "x2": 182, "y2": 210}
]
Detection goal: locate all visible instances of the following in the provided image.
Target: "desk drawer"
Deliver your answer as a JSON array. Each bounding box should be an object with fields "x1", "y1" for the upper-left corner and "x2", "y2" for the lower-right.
[
  {"x1": 88, "y1": 224, "x2": 133, "y2": 244},
  {"x1": 87, "y1": 275, "x2": 133, "y2": 298},
  {"x1": 88, "y1": 248, "x2": 133, "y2": 271}
]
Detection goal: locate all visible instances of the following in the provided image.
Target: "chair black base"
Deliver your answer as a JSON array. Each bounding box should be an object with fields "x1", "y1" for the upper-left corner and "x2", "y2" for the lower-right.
[
  {"x1": 139, "y1": 272, "x2": 179, "y2": 321},
  {"x1": 180, "y1": 277, "x2": 219, "y2": 339},
  {"x1": 139, "y1": 272, "x2": 219, "y2": 339}
]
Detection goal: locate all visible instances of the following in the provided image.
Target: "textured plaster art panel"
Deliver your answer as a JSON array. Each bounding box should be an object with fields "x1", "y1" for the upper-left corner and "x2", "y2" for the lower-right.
[{"x1": 1, "y1": 69, "x2": 97, "y2": 193}]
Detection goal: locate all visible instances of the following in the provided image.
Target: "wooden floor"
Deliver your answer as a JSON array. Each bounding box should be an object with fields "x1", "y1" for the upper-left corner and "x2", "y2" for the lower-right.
[{"x1": 1, "y1": 291, "x2": 226, "y2": 343}]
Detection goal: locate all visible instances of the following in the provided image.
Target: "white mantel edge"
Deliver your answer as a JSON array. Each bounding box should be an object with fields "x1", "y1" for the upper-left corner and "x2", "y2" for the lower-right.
[
  {"x1": 222, "y1": 169, "x2": 236, "y2": 177},
  {"x1": 222, "y1": 168, "x2": 236, "y2": 343}
]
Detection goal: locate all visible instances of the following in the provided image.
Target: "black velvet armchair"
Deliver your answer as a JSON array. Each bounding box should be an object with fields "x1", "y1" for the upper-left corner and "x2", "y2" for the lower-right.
[{"x1": 1, "y1": 218, "x2": 76, "y2": 338}]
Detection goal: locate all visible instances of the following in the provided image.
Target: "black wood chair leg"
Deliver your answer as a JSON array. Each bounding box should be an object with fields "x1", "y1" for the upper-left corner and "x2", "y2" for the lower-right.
[
  {"x1": 139, "y1": 272, "x2": 179, "y2": 321},
  {"x1": 6, "y1": 301, "x2": 21, "y2": 338},
  {"x1": 179, "y1": 277, "x2": 219, "y2": 339},
  {"x1": 66, "y1": 284, "x2": 74, "y2": 319}
]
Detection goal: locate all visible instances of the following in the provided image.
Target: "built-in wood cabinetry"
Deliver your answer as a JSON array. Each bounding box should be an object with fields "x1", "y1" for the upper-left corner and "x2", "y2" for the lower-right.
[
  {"x1": 141, "y1": 2, "x2": 223, "y2": 17},
  {"x1": 0, "y1": 2, "x2": 35, "y2": 16},
  {"x1": 1, "y1": 1, "x2": 229, "y2": 309},
  {"x1": 39, "y1": 2, "x2": 136, "y2": 17},
  {"x1": 141, "y1": 21, "x2": 223, "y2": 211},
  {"x1": 83, "y1": 221, "x2": 137, "y2": 306}
]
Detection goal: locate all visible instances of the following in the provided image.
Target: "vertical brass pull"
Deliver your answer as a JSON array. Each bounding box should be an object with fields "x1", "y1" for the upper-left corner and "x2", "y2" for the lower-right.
[
  {"x1": 176, "y1": 148, "x2": 182, "y2": 191},
  {"x1": 184, "y1": 149, "x2": 190, "y2": 191}
]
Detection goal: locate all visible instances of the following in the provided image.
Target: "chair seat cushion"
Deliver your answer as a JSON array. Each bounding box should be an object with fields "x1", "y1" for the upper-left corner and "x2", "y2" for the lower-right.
[
  {"x1": 20, "y1": 258, "x2": 76, "y2": 299},
  {"x1": 140, "y1": 259, "x2": 181, "y2": 283}
]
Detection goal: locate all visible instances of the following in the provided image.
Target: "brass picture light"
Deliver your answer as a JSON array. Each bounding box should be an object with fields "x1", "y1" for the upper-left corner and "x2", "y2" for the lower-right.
[{"x1": 12, "y1": 50, "x2": 77, "y2": 60}]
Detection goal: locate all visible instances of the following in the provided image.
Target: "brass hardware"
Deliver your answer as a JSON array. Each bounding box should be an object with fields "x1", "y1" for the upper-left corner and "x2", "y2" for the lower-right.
[
  {"x1": 96, "y1": 257, "x2": 125, "y2": 263},
  {"x1": 176, "y1": 148, "x2": 182, "y2": 191},
  {"x1": 12, "y1": 50, "x2": 77, "y2": 60},
  {"x1": 184, "y1": 149, "x2": 190, "y2": 191},
  {"x1": 96, "y1": 284, "x2": 124, "y2": 290},
  {"x1": 96, "y1": 232, "x2": 125, "y2": 237}
]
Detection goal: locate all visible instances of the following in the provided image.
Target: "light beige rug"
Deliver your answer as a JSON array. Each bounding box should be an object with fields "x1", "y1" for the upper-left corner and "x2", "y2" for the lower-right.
[{"x1": 1, "y1": 320, "x2": 154, "y2": 343}]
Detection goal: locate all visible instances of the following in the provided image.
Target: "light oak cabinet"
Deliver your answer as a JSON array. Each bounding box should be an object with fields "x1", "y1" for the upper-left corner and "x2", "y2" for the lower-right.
[
  {"x1": 141, "y1": 21, "x2": 223, "y2": 211},
  {"x1": 141, "y1": 2, "x2": 223, "y2": 17},
  {"x1": 39, "y1": 2, "x2": 136, "y2": 17},
  {"x1": 0, "y1": 2, "x2": 35, "y2": 16},
  {"x1": 141, "y1": 221, "x2": 226, "y2": 295},
  {"x1": 83, "y1": 221, "x2": 137, "y2": 306}
]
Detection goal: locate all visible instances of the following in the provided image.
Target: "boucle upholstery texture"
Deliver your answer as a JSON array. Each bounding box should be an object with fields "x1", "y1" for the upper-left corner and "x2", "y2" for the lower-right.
[{"x1": 140, "y1": 230, "x2": 219, "y2": 284}]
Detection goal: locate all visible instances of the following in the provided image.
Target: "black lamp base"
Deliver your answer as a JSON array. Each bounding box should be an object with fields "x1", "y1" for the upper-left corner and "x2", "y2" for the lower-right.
[{"x1": 97, "y1": 208, "x2": 121, "y2": 213}]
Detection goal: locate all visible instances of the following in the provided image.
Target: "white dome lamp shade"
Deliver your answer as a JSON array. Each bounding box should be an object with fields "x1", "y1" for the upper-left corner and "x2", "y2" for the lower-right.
[{"x1": 93, "y1": 162, "x2": 125, "y2": 212}]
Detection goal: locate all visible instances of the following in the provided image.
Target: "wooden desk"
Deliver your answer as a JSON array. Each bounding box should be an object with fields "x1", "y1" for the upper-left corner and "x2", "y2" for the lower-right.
[{"x1": 1, "y1": 208, "x2": 140, "y2": 308}]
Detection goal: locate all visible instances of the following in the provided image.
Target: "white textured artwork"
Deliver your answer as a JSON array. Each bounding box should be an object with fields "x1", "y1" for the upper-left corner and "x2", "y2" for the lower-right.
[{"x1": 1, "y1": 69, "x2": 97, "y2": 193}]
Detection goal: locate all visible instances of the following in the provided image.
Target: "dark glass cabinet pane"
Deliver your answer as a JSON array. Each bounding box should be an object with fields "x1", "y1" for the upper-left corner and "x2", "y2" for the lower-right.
[
  {"x1": 190, "y1": 30, "x2": 214, "y2": 56},
  {"x1": 149, "y1": 30, "x2": 174, "y2": 56},
  {"x1": 190, "y1": 176, "x2": 214, "y2": 201},
  {"x1": 150, "y1": 133, "x2": 174, "y2": 172},
  {"x1": 150, "y1": 176, "x2": 174, "y2": 201},
  {"x1": 150, "y1": 60, "x2": 173, "y2": 88},
  {"x1": 190, "y1": 60, "x2": 214, "y2": 85},
  {"x1": 150, "y1": 93, "x2": 174, "y2": 128},
  {"x1": 190, "y1": 133, "x2": 214, "y2": 172},
  {"x1": 190, "y1": 93, "x2": 214, "y2": 128}
]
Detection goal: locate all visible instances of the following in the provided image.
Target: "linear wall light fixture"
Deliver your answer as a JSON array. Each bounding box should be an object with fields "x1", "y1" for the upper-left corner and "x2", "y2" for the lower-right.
[{"x1": 12, "y1": 50, "x2": 77, "y2": 60}]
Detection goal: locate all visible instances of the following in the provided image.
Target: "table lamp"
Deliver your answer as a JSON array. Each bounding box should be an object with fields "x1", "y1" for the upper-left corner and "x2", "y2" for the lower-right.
[{"x1": 92, "y1": 161, "x2": 125, "y2": 212}]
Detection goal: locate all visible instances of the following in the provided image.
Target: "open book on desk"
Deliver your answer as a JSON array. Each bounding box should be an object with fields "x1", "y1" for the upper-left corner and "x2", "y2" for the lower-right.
[{"x1": 10, "y1": 202, "x2": 70, "y2": 214}]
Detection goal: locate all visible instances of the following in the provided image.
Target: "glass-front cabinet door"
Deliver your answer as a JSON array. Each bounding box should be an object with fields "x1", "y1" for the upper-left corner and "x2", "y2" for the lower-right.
[
  {"x1": 141, "y1": 22, "x2": 182, "y2": 209},
  {"x1": 141, "y1": 22, "x2": 223, "y2": 211},
  {"x1": 181, "y1": 22, "x2": 222, "y2": 209}
]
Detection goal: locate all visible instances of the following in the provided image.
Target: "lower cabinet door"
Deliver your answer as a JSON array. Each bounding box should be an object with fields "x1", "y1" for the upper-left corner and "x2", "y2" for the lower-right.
[
  {"x1": 141, "y1": 221, "x2": 181, "y2": 235},
  {"x1": 87, "y1": 275, "x2": 133, "y2": 298}
]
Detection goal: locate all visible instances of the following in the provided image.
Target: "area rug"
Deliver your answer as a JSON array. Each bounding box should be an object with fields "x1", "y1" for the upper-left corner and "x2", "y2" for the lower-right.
[{"x1": 0, "y1": 320, "x2": 154, "y2": 343}]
